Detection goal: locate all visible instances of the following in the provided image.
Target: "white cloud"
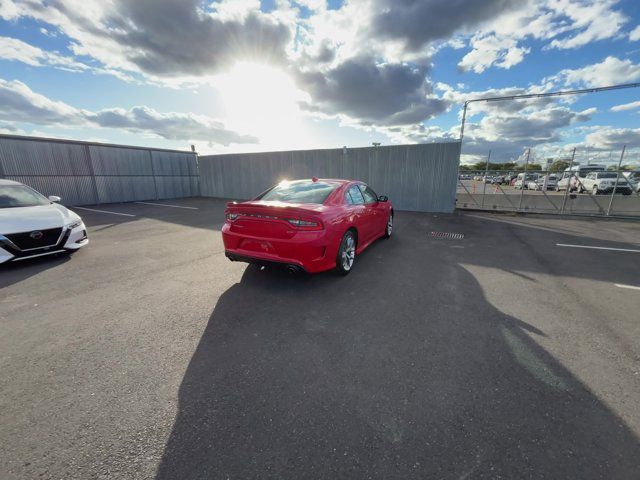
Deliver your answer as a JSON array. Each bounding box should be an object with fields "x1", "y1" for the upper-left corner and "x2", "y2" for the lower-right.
[
  {"x1": 0, "y1": 36, "x2": 87, "y2": 70},
  {"x1": 39, "y1": 26, "x2": 56, "y2": 37},
  {"x1": 452, "y1": 0, "x2": 628, "y2": 72},
  {"x1": 458, "y1": 35, "x2": 529, "y2": 73},
  {"x1": 0, "y1": 0, "x2": 634, "y2": 133},
  {"x1": 2, "y1": 0, "x2": 293, "y2": 82},
  {"x1": 0, "y1": 78, "x2": 84, "y2": 124},
  {"x1": 630, "y1": 25, "x2": 640, "y2": 42},
  {"x1": 585, "y1": 127, "x2": 640, "y2": 149},
  {"x1": 0, "y1": 36, "x2": 135, "y2": 82},
  {"x1": 610, "y1": 100, "x2": 640, "y2": 112},
  {"x1": 0, "y1": 78, "x2": 256, "y2": 144},
  {"x1": 295, "y1": 0, "x2": 327, "y2": 11},
  {"x1": 552, "y1": 56, "x2": 640, "y2": 87},
  {"x1": 0, "y1": 0, "x2": 20, "y2": 20},
  {"x1": 547, "y1": 0, "x2": 627, "y2": 50}
]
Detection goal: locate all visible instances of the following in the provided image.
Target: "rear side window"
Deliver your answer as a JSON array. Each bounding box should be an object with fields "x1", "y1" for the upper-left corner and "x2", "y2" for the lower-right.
[
  {"x1": 359, "y1": 185, "x2": 378, "y2": 203},
  {"x1": 258, "y1": 180, "x2": 337, "y2": 204},
  {"x1": 346, "y1": 185, "x2": 365, "y2": 205}
]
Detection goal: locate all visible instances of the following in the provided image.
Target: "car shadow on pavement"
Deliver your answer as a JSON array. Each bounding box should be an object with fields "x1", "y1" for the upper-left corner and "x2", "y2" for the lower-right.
[
  {"x1": 0, "y1": 252, "x2": 72, "y2": 288},
  {"x1": 155, "y1": 226, "x2": 640, "y2": 479}
]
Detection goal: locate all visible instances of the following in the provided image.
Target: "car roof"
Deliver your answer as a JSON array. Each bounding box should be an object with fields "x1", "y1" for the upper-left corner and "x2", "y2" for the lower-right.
[
  {"x1": 0, "y1": 179, "x2": 23, "y2": 186},
  {"x1": 285, "y1": 178, "x2": 354, "y2": 185}
]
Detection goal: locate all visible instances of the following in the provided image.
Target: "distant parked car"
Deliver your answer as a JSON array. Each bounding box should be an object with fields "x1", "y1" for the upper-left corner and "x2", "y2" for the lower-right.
[
  {"x1": 0, "y1": 179, "x2": 88, "y2": 263},
  {"x1": 557, "y1": 165, "x2": 606, "y2": 192},
  {"x1": 529, "y1": 174, "x2": 558, "y2": 191},
  {"x1": 556, "y1": 173, "x2": 574, "y2": 192},
  {"x1": 622, "y1": 171, "x2": 640, "y2": 193},
  {"x1": 491, "y1": 175, "x2": 505, "y2": 185},
  {"x1": 514, "y1": 173, "x2": 538, "y2": 190},
  {"x1": 582, "y1": 172, "x2": 632, "y2": 195}
]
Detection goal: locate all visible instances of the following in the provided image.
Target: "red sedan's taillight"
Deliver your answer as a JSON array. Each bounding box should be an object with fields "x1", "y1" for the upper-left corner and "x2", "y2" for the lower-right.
[{"x1": 286, "y1": 218, "x2": 323, "y2": 230}]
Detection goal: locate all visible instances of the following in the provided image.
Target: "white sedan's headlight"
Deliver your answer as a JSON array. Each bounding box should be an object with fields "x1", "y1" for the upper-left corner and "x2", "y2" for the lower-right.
[{"x1": 66, "y1": 220, "x2": 83, "y2": 230}]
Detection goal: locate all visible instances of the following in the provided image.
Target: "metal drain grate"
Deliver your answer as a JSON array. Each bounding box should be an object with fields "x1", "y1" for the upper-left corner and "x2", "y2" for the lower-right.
[{"x1": 430, "y1": 231, "x2": 465, "y2": 240}]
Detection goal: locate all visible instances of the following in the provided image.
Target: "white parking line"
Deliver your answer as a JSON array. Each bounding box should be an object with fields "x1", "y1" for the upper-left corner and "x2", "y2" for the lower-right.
[
  {"x1": 74, "y1": 206, "x2": 136, "y2": 217},
  {"x1": 135, "y1": 201, "x2": 198, "y2": 210},
  {"x1": 556, "y1": 243, "x2": 640, "y2": 253},
  {"x1": 615, "y1": 284, "x2": 640, "y2": 291}
]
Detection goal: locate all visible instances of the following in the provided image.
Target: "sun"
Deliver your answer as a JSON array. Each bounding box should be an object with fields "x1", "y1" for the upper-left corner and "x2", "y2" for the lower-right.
[{"x1": 214, "y1": 62, "x2": 311, "y2": 149}]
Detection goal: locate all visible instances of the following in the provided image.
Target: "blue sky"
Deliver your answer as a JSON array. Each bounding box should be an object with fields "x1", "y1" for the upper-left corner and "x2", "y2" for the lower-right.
[{"x1": 0, "y1": 0, "x2": 639, "y2": 165}]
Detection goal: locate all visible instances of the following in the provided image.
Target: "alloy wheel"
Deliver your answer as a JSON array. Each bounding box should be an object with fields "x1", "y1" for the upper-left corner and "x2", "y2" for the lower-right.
[{"x1": 341, "y1": 234, "x2": 355, "y2": 271}]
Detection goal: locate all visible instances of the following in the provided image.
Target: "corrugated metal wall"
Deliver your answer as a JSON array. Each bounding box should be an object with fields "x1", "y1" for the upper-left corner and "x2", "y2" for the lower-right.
[
  {"x1": 199, "y1": 143, "x2": 461, "y2": 212},
  {"x1": 0, "y1": 135, "x2": 199, "y2": 206}
]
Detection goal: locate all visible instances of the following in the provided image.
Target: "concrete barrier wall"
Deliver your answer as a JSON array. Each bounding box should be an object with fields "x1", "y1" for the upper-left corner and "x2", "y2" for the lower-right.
[
  {"x1": 199, "y1": 143, "x2": 461, "y2": 212},
  {"x1": 0, "y1": 134, "x2": 199, "y2": 206}
]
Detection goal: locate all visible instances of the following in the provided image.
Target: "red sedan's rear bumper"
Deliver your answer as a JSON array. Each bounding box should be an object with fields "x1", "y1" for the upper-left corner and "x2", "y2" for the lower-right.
[{"x1": 221, "y1": 223, "x2": 338, "y2": 273}]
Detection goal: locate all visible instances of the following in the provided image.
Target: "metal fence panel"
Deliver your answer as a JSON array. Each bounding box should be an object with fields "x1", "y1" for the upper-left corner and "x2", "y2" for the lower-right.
[
  {"x1": 5, "y1": 175, "x2": 99, "y2": 205},
  {"x1": 0, "y1": 134, "x2": 198, "y2": 206},
  {"x1": 89, "y1": 145, "x2": 152, "y2": 176},
  {"x1": 152, "y1": 151, "x2": 198, "y2": 177},
  {"x1": 94, "y1": 175, "x2": 157, "y2": 203},
  {"x1": 199, "y1": 143, "x2": 461, "y2": 212},
  {"x1": 0, "y1": 137, "x2": 91, "y2": 175}
]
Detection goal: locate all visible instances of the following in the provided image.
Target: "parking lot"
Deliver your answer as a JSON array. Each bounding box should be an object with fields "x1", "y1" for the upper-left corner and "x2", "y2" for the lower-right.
[
  {"x1": 1, "y1": 197, "x2": 639, "y2": 479},
  {"x1": 457, "y1": 178, "x2": 640, "y2": 216},
  {"x1": 457, "y1": 178, "x2": 640, "y2": 195}
]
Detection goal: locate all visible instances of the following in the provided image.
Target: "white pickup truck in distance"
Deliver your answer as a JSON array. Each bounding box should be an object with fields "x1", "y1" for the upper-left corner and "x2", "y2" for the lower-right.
[{"x1": 582, "y1": 172, "x2": 632, "y2": 195}]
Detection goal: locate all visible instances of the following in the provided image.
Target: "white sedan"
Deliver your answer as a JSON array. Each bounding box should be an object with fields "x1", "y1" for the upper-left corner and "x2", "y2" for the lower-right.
[{"x1": 0, "y1": 179, "x2": 88, "y2": 264}]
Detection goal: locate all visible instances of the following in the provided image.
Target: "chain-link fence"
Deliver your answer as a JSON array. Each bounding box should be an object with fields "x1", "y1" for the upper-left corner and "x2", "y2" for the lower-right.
[
  {"x1": 455, "y1": 85, "x2": 640, "y2": 217},
  {"x1": 456, "y1": 146, "x2": 640, "y2": 217}
]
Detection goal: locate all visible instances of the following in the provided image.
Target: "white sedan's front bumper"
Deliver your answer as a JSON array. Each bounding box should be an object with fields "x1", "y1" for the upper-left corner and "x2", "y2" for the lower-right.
[{"x1": 0, "y1": 223, "x2": 88, "y2": 264}]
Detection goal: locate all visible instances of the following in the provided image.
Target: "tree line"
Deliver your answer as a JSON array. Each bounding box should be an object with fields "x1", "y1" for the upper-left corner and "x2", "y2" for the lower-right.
[
  {"x1": 461, "y1": 159, "x2": 639, "y2": 173},
  {"x1": 459, "y1": 160, "x2": 570, "y2": 172}
]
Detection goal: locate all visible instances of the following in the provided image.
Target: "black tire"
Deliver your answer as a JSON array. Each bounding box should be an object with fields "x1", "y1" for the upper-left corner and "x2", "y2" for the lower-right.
[
  {"x1": 335, "y1": 230, "x2": 356, "y2": 275},
  {"x1": 383, "y1": 212, "x2": 393, "y2": 239}
]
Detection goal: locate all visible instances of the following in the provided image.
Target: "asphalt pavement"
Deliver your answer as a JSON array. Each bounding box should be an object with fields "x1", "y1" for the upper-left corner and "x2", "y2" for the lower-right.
[{"x1": 1, "y1": 198, "x2": 639, "y2": 479}]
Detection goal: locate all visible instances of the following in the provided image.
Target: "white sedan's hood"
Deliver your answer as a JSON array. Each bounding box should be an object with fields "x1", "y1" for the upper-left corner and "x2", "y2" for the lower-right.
[{"x1": 0, "y1": 203, "x2": 80, "y2": 234}]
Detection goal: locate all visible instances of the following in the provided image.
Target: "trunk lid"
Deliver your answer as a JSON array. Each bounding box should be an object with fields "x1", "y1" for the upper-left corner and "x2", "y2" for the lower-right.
[{"x1": 225, "y1": 200, "x2": 326, "y2": 239}]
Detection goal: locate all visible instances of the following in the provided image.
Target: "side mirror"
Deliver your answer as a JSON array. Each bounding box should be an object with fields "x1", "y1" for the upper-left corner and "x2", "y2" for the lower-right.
[
  {"x1": 378, "y1": 195, "x2": 388, "y2": 202},
  {"x1": 48, "y1": 195, "x2": 61, "y2": 203}
]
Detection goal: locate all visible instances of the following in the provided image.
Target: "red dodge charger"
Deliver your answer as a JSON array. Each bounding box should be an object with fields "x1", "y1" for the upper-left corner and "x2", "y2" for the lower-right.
[{"x1": 222, "y1": 178, "x2": 393, "y2": 274}]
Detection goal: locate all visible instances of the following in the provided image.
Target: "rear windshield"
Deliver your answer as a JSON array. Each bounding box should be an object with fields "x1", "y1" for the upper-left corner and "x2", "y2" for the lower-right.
[
  {"x1": 258, "y1": 180, "x2": 337, "y2": 204},
  {"x1": 0, "y1": 185, "x2": 50, "y2": 208}
]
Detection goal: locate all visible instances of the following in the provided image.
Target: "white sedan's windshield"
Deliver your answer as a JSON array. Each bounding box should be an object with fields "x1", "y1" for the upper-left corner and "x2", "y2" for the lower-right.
[{"x1": 0, "y1": 185, "x2": 50, "y2": 208}]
